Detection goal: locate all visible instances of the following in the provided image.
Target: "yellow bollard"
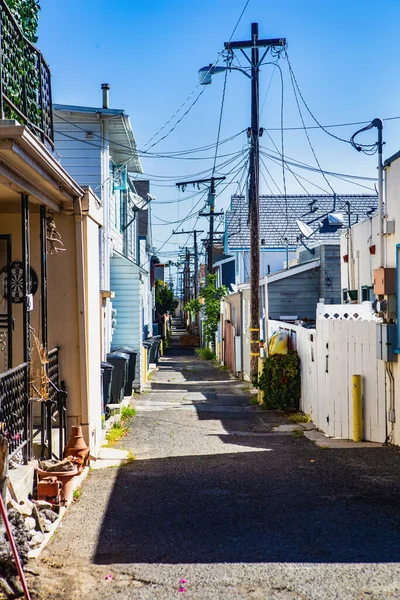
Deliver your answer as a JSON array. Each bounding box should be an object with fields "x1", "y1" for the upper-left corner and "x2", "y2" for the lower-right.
[
  {"x1": 352, "y1": 374, "x2": 362, "y2": 442},
  {"x1": 143, "y1": 347, "x2": 148, "y2": 384},
  {"x1": 258, "y1": 357, "x2": 265, "y2": 404},
  {"x1": 160, "y1": 340, "x2": 164, "y2": 357}
]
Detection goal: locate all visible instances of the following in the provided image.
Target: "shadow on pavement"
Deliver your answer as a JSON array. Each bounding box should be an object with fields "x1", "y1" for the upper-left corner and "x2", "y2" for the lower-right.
[{"x1": 94, "y1": 441, "x2": 400, "y2": 565}]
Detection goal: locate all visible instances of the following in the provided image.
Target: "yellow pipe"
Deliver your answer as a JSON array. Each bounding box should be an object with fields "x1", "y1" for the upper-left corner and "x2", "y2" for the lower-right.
[
  {"x1": 160, "y1": 340, "x2": 163, "y2": 357},
  {"x1": 143, "y1": 348, "x2": 147, "y2": 384},
  {"x1": 258, "y1": 357, "x2": 265, "y2": 404},
  {"x1": 352, "y1": 374, "x2": 362, "y2": 442}
]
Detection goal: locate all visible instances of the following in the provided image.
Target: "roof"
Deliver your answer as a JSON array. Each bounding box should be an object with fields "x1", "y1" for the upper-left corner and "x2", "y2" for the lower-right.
[
  {"x1": 226, "y1": 194, "x2": 378, "y2": 250},
  {"x1": 53, "y1": 104, "x2": 142, "y2": 174},
  {"x1": 266, "y1": 259, "x2": 320, "y2": 284},
  {"x1": 384, "y1": 150, "x2": 400, "y2": 168}
]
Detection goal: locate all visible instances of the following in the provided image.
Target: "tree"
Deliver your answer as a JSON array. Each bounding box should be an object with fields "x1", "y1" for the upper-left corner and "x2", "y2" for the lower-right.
[
  {"x1": 155, "y1": 280, "x2": 175, "y2": 318},
  {"x1": 199, "y1": 274, "x2": 228, "y2": 344}
]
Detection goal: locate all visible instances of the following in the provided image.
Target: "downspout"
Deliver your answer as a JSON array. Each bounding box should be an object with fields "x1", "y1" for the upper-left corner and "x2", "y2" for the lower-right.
[
  {"x1": 74, "y1": 196, "x2": 90, "y2": 434},
  {"x1": 240, "y1": 290, "x2": 244, "y2": 378}
]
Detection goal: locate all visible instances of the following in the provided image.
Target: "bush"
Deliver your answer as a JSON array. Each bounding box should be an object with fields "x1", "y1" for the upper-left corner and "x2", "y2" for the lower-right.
[
  {"x1": 195, "y1": 347, "x2": 215, "y2": 361},
  {"x1": 256, "y1": 350, "x2": 301, "y2": 410}
]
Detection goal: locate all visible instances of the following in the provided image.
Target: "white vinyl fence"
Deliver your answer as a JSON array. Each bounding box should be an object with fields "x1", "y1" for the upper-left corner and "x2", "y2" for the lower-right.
[{"x1": 269, "y1": 302, "x2": 386, "y2": 443}]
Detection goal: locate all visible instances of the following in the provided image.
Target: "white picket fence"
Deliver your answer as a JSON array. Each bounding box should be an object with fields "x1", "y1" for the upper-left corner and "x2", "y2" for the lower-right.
[{"x1": 269, "y1": 304, "x2": 386, "y2": 442}]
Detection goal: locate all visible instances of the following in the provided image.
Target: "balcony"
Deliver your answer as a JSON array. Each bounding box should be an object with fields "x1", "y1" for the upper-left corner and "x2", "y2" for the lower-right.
[{"x1": 0, "y1": 0, "x2": 53, "y2": 147}]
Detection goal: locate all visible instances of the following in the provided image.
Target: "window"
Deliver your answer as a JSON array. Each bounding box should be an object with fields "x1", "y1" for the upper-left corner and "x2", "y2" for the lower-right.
[{"x1": 361, "y1": 285, "x2": 374, "y2": 302}]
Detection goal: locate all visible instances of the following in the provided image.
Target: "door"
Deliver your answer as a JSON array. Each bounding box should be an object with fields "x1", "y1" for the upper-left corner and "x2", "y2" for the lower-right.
[{"x1": 0, "y1": 235, "x2": 12, "y2": 371}]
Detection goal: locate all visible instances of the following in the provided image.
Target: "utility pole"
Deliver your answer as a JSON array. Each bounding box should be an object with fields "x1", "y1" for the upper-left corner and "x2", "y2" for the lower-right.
[
  {"x1": 172, "y1": 229, "x2": 204, "y2": 300},
  {"x1": 224, "y1": 24, "x2": 286, "y2": 379},
  {"x1": 176, "y1": 176, "x2": 225, "y2": 277}
]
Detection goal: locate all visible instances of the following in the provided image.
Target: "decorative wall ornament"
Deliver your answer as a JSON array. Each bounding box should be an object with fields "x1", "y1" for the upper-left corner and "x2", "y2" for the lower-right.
[
  {"x1": 0, "y1": 260, "x2": 38, "y2": 303},
  {"x1": 46, "y1": 216, "x2": 66, "y2": 254}
]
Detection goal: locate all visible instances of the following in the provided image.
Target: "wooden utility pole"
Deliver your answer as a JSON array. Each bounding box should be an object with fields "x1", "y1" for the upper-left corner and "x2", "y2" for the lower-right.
[
  {"x1": 172, "y1": 229, "x2": 204, "y2": 300},
  {"x1": 176, "y1": 176, "x2": 225, "y2": 277},
  {"x1": 224, "y1": 24, "x2": 286, "y2": 379}
]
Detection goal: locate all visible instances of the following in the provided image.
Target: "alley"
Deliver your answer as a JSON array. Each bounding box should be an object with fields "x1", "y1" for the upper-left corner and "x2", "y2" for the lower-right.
[{"x1": 28, "y1": 321, "x2": 400, "y2": 600}]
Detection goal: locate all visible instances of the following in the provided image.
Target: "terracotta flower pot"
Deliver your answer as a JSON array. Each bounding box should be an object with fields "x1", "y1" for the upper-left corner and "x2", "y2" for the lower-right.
[
  {"x1": 37, "y1": 467, "x2": 78, "y2": 505},
  {"x1": 63, "y1": 425, "x2": 90, "y2": 466}
]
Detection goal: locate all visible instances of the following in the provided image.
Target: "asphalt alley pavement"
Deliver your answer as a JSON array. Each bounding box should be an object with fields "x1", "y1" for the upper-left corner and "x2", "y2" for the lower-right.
[{"x1": 28, "y1": 320, "x2": 400, "y2": 599}]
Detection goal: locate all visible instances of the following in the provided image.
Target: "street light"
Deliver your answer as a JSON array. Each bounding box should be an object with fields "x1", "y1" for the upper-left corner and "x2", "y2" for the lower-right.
[{"x1": 199, "y1": 23, "x2": 286, "y2": 379}]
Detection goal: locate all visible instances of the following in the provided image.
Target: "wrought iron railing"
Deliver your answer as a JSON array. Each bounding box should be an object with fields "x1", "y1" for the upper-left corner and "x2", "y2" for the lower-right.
[
  {"x1": 0, "y1": 0, "x2": 54, "y2": 147},
  {"x1": 41, "y1": 348, "x2": 67, "y2": 460},
  {"x1": 0, "y1": 363, "x2": 29, "y2": 460}
]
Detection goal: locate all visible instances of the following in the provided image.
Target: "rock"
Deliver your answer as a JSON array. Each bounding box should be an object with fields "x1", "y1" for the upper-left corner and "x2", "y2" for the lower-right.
[
  {"x1": 8, "y1": 498, "x2": 33, "y2": 516},
  {"x1": 33, "y1": 500, "x2": 53, "y2": 510},
  {"x1": 24, "y1": 517, "x2": 36, "y2": 531},
  {"x1": 28, "y1": 532, "x2": 44, "y2": 548},
  {"x1": 31, "y1": 503, "x2": 45, "y2": 533},
  {"x1": 41, "y1": 509, "x2": 58, "y2": 523},
  {"x1": 7, "y1": 509, "x2": 30, "y2": 563},
  {"x1": 43, "y1": 520, "x2": 52, "y2": 533}
]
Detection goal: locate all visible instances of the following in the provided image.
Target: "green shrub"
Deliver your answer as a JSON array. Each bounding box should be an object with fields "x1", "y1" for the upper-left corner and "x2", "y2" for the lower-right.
[
  {"x1": 195, "y1": 347, "x2": 215, "y2": 361},
  {"x1": 256, "y1": 350, "x2": 301, "y2": 410}
]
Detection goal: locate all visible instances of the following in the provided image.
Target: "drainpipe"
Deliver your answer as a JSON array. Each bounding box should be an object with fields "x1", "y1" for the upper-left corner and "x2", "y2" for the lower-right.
[
  {"x1": 240, "y1": 289, "x2": 244, "y2": 378},
  {"x1": 100, "y1": 84, "x2": 111, "y2": 353},
  {"x1": 375, "y1": 118, "x2": 384, "y2": 268},
  {"x1": 74, "y1": 196, "x2": 90, "y2": 437}
]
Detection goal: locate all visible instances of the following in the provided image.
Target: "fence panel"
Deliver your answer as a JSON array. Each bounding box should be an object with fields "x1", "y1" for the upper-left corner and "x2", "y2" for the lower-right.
[{"x1": 267, "y1": 313, "x2": 385, "y2": 443}]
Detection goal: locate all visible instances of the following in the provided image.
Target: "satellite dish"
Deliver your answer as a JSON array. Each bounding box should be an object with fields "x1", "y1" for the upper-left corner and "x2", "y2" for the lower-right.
[{"x1": 296, "y1": 219, "x2": 314, "y2": 239}]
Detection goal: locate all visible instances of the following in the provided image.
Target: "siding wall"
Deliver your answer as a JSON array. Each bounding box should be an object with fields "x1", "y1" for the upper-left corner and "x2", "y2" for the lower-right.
[
  {"x1": 54, "y1": 118, "x2": 102, "y2": 190},
  {"x1": 110, "y1": 255, "x2": 144, "y2": 389},
  {"x1": 267, "y1": 269, "x2": 320, "y2": 321}
]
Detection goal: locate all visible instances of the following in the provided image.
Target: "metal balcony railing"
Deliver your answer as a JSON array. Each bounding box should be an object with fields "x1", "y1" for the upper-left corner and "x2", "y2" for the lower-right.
[
  {"x1": 0, "y1": 363, "x2": 29, "y2": 460},
  {"x1": 0, "y1": 0, "x2": 54, "y2": 147}
]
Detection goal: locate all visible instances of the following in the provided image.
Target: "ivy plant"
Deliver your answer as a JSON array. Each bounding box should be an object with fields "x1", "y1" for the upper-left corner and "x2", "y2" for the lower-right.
[
  {"x1": 6, "y1": 0, "x2": 40, "y2": 43},
  {"x1": 256, "y1": 350, "x2": 301, "y2": 410}
]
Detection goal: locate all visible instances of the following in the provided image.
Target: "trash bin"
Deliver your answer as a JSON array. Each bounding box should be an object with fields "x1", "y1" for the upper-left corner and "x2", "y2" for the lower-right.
[
  {"x1": 112, "y1": 346, "x2": 137, "y2": 396},
  {"x1": 101, "y1": 361, "x2": 114, "y2": 424},
  {"x1": 106, "y1": 352, "x2": 129, "y2": 403},
  {"x1": 148, "y1": 337, "x2": 161, "y2": 363},
  {"x1": 142, "y1": 340, "x2": 152, "y2": 368}
]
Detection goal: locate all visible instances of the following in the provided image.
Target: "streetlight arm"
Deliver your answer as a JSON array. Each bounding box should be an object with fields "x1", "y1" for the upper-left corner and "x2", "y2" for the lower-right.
[{"x1": 198, "y1": 64, "x2": 251, "y2": 85}]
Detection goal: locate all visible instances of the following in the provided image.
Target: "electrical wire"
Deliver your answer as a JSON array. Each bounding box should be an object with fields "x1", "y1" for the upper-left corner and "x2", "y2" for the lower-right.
[
  {"x1": 285, "y1": 53, "x2": 376, "y2": 151},
  {"x1": 288, "y1": 63, "x2": 336, "y2": 195}
]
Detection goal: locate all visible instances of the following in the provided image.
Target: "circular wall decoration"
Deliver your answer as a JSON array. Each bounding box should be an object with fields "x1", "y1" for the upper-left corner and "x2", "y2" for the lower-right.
[{"x1": 0, "y1": 261, "x2": 38, "y2": 304}]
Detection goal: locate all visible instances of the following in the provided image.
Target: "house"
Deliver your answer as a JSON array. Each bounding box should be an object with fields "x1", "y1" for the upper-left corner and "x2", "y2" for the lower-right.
[
  {"x1": 225, "y1": 194, "x2": 378, "y2": 283},
  {"x1": 0, "y1": 1, "x2": 103, "y2": 468},
  {"x1": 264, "y1": 241, "x2": 341, "y2": 323},
  {"x1": 338, "y1": 149, "x2": 400, "y2": 445},
  {"x1": 53, "y1": 89, "x2": 153, "y2": 391}
]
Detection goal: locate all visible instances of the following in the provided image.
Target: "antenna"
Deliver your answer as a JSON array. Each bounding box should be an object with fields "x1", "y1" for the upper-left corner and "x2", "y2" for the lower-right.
[{"x1": 296, "y1": 219, "x2": 314, "y2": 239}]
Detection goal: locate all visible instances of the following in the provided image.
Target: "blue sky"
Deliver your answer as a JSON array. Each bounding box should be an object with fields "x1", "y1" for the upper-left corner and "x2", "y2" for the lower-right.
[{"x1": 38, "y1": 0, "x2": 400, "y2": 261}]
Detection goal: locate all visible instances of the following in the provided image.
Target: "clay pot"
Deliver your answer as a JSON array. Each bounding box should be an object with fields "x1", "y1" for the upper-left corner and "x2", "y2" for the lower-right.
[
  {"x1": 63, "y1": 425, "x2": 90, "y2": 466},
  {"x1": 37, "y1": 467, "x2": 78, "y2": 505}
]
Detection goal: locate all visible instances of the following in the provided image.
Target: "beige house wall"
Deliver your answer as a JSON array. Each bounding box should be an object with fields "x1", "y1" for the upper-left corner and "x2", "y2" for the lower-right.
[
  {"x1": 340, "y1": 156, "x2": 400, "y2": 445},
  {"x1": 83, "y1": 216, "x2": 102, "y2": 455}
]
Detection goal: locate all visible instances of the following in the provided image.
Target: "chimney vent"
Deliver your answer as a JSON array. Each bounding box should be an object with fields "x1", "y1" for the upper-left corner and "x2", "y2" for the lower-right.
[{"x1": 101, "y1": 83, "x2": 110, "y2": 109}]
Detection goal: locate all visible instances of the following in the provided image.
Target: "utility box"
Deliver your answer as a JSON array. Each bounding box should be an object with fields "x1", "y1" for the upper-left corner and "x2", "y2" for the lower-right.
[
  {"x1": 376, "y1": 323, "x2": 398, "y2": 362},
  {"x1": 373, "y1": 268, "x2": 396, "y2": 295}
]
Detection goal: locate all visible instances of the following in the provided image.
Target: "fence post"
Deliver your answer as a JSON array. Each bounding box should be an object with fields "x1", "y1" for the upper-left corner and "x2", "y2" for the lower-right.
[{"x1": 352, "y1": 374, "x2": 363, "y2": 441}]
